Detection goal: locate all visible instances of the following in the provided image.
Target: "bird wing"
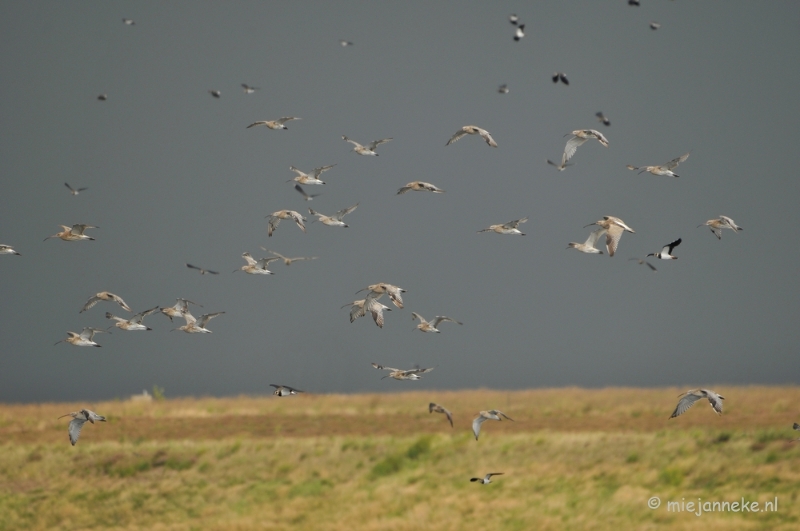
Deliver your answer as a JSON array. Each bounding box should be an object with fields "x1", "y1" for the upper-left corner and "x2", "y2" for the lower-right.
[
  {"x1": 371, "y1": 363, "x2": 399, "y2": 372},
  {"x1": 411, "y1": 312, "x2": 425, "y2": 323},
  {"x1": 132, "y1": 306, "x2": 160, "y2": 324},
  {"x1": 563, "y1": 136, "x2": 588, "y2": 162},
  {"x1": 342, "y1": 136, "x2": 361, "y2": 148},
  {"x1": 277, "y1": 117, "x2": 299, "y2": 125},
  {"x1": 491, "y1": 410, "x2": 514, "y2": 421},
  {"x1": 585, "y1": 228, "x2": 607, "y2": 247},
  {"x1": 182, "y1": 312, "x2": 197, "y2": 325},
  {"x1": 670, "y1": 392, "x2": 702, "y2": 418},
  {"x1": 605, "y1": 225, "x2": 625, "y2": 257},
  {"x1": 335, "y1": 204, "x2": 358, "y2": 220},
  {"x1": 109, "y1": 293, "x2": 132, "y2": 312},
  {"x1": 81, "y1": 295, "x2": 101, "y2": 313},
  {"x1": 431, "y1": 316, "x2": 462, "y2": 327},
  {"x1": 257, "y1": 257, "x2": 279, "y2": 269},
  {"x1": 197, "y1": 312, "x2": 224, "y2": 328},
  {"x1": 705, "y1": 391, "x2": 724, "y2": 414},
  {"x1": 289, "y1": 166, "x2": 307, "y2": 177},
  {"x1": 288, "y1": 211, "x2": 306, "y2": 232},
  {"x1": 349, "y1": 302, "x2": 366, "y2": 323},
  {"x1": 242, "y1": 252, "x2": 257, "y2": 265},
  {"x1": 665, "y1": 152, "x2": 690, "y2": 170},
  {"x1": 397, "y1": 185, "x2": 412, "y2": 195},
  {"x1": 368, "y1": 301, "x2": 388, "y2": 328},
  {"x1": 446, "y1": 129, "x2": 468, "y2": 146},
  {"x1": 478, "y1": 129, "x2": 498, "y2": 147},
  {"x1": 247, "y1": 121, "x2": 268, "y2": 128},
  {"x1": 65, "y1": 182, "x2": 75, "y2": 192},
  {"x1": 406, "y1": 367, "x2": 435, "y2": 376},
  {"x1": 68, "y1": 417, "x2": 88, "y2": 445},
  {"x1": 666, "y1": 238, "x2": 682, "y2": 253},
  {"x1": 443, "y1": 407, "x2": 453, "y2": 427},
  {"x1": 591, "y1": 130, "x2": 609, "y2": 146},
  {"x1": 311, "y1": 164, "x2": 336, "y2": 177},
  {"x1": 503, "y1": 218, "x2": 528, "y2": 229},
  {"x1": 472, "y1": 416, "x2": 485, "y2": 439},
  {"x1": 367, "y1": 138, "x2": 392, "y2": 150}
]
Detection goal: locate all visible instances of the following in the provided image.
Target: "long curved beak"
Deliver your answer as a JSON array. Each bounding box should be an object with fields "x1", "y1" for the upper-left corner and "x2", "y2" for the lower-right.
[{"x1": 583, "y1": 223, "x2": 596, "y2": 228}]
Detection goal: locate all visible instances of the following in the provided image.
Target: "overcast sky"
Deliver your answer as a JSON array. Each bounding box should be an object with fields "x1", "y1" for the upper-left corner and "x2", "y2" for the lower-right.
[{"x1": 2, "y1": 1, "x2": 799, "y2": 403}]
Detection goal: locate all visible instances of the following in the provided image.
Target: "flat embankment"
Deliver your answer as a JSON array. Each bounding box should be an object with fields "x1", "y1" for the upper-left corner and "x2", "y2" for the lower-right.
[{"x1": 1, "y1": 387, "x2": 799, "y2": 530}]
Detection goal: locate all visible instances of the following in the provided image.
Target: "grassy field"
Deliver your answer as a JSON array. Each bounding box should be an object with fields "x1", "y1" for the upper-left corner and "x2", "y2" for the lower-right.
[{"x1": 1, "y1": 387, "x2": 799, "y2": 530}]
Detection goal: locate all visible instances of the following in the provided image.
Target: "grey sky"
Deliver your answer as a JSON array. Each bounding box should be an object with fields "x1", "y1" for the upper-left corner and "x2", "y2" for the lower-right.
[{"x1": 2, "y1": 2, "x2": 799, "y2": 402}]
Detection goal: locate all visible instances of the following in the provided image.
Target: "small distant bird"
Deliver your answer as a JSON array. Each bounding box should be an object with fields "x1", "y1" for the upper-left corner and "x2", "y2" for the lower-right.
[
  {"x1": 97, "y1": 94, "x2": 107, "y2": 101},
  {"x1": 294, "y1": 184, "x2": 320, "y2": 201},
  {"x1": 552, "y1": 72, "x2": 569, "y2": 85},
  {"x1": 342, "y1": 298, "x2": 392, "y2": 328},
  {"x1": 792, "y1": 422, "x2": 800, "y2": 441},
  {"x1": 397, "y1": 181, "x2": 445, "y2": 195},
  {"x1": 650, "y1": 21, "x2": 661, "y2": 30},
  {"x1": 372, "y1": 363, "x2": 435, "y2": 381},
  {"x1": 339, "y1": 39, "x2": 353, "y2": 47},
  {"x1": 171, "y1": 311, "x2": 225, "y2": 334},
  {"x1": 59, "y1": 409, "x2": 106, "y2": 445},
  {"x1": 513, "y1": 24, "x2": 525, "y2": 41},
  {"x1": 261, "y1": 248, "x2": 318, "y2": 266},
  {"x1": 287, "y1": 164, "x2": 335, "y2": 186},
  {"x1": 471, "y1": 473, "x2": 503, "y2": 485},
  {"x1": 356, "y1": 283, "x2": 406, "y2": 309},
  {"x1": 648, "y1": 238, "x2": 681, "y2": 260},
  {"x1": 308, "y1": 204, "x2": 358, "y2": 227},
  {"x1": 561, "y1": 130, "x2": 609, "y2": 165},
  {"x1": 568, "y1": 228, "x2": 605, "y2": 255},
  {"x1": 186, "y1": 263, "x2": 219, "y2": 275},
  {"x1": 55, "y1": 327, "x2": 106, "y2": 347},
  {"x1": 160, "y1": 298, "x2": 202, "y2": 322},
  {"x1": 0, "y1": 244, "x2": 20, "y2": 256},
  {"x1": 247, "y1": 117, "x2": 301, "y2": 130},
  {"x1": 412, "y1": 313, "x2": 462, "y2": 333},
  {"x1": 473, "y1": 410, "x2": 514, "y2": 440},
  {"x1": 498, "y1": 84, "x2": 509, "y2": 94},
  {"x1": 241, "y1": 84, "x2": 258, "y2": 94},
  {"x1": 122, "y1": 18, "x2": 135, "y2": 25},
  {"x1": 583, "y1": 216, "x2": 635, "y2": 257},
  {"x1": 429, "y1": 403, "x2": 453, "y2": 427},
  {"x1": 266, "y1": 210, "x2": 306, "y2": 237},
  {"x1": 478, "y1": 218, "x2": 527, "y2": 236},
  {"x1": 209, "y1": 90, "x2": 221, "y2": 98},
  {"x1": 547, "y1": 158, "x2": 574, "y2": 171},
  {"x1": 670, "y1": 389, "x2": 724, "y2": 418},
  {"x1": 446, "y1": 125, "x2": 498, "y2": 148},
  {"x1": 271, "y1": 384, "x2": 303, "y2": 396},
  {"x1": 65, "y1": 182, "x2": 88, "y2": 195},
  {"x1": 106, "y1": 307, "x2": 159, "y2": 331},
  {"x1": 629, "y1": 258, "x2": 657, "y2": 272},
  {"x1": 595, "y1": 112, "x2": 610, "y2": 126},
  {"x1": 628, "y1": 0, "x2": 640, "y2": 6},
  {"x1": 44, "y1": 224, "x2": 98, "y2": 242},
  {"x1": 234, "y1": 252, "x2": 279, "y2": 275},
  {"x1": 627, "y1": 152, "x2": 689, "y2": 178},
  {"x1": 81, "y1": 291, "x2": 132, "y2": 313},
  {"x1": 342, "y1": 135, "x2": 393, "y2": 156},
  {"x1": 698, "y1": 216, "x2": 743, "y2": 240},
  {"x1": 509, "y1": 14, "x2": 519, "y2": 25}
]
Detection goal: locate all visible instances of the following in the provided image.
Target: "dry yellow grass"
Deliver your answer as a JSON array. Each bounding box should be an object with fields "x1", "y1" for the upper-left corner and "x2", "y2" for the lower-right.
[{"x1": 1, "y1": 387, "x2": 799, "y2": 530}]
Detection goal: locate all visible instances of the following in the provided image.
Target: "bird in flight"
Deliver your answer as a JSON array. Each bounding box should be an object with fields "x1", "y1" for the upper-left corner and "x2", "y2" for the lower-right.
[
  {"x1": 293, "y1": 184, "x2": 320, "y2": 201},
  {"x1": 470, "y1": 473, "x2": 504, "y2": 485},
  {"x1": 478, "y1": 218, "x2": 527, "y2": 236},
  {"x1": 356, "y1": 283, "x2": 406, "y2": 309},
  {"x1": 552, "y1": 72, "x2": 569, "y2": 85},
  {"x1": 670, "y1": 389, "x2": 724, "y2": 419},
  {"x1": 698, "y1": 216, "x2": 742, "y2": 240},
  {"x1": 595, "y1": 112, "x2": 610, "y2": 126},
  {"x1": 261, "y1": 248, "x2": 318, "y2": 266},
  {"x1": 0, "y1": 244, "x2": 20, "y2": 256},
  {"x1": 568, "y1": 228, "x2": 605, "y2": 255},
  {"x1": 629, "y1": 258, "x2": 657, "y2": 272},
  {"x1": 513, "y1": 24, "x2": 525, "y2": 41},
  {"x1": 397, "y1": 181, "x2": 445, "y2": 195},
  {"x1": 65, "y1": 182, "x2": 88, "y2": 195},
  {"x1": 171, "y1": 312, "x2": 225, "y2": 334},
  {"x1": 106, "y1": 307, "x2": 160, "y2": 331},
  {"x1": 55, "y1": 327, "x2": 106, "y2": 347},
  {"x1": 446, "y1": 126, "x2": 497, "y2": 148},
  {"x1": 59, "y1": 409, "x2": 106, "y2": 445},
  {"x1": 241, "y1": 84, "x2": 259, "y2": 94},
  {"x1": 44, "y1": 224, "x2": 98, "y2": 242},
  {"x1": 371, "y1": 363, "x2": 435, "y2": 381},
  {"x1": 247, "y1": 117, "x2": 301, "y2": 130},
  {"x1": 160, "y1": 298, "x2": 202, "y2": 322},
  {"x1": 560, "y1": 129, "x2": 609, "y2": 166},
  {"x1": 412, "y1": 313, "x2": 462, "y2": 333},
  {"x1": 309, "y1": 204, "x2": 358, "y2": 227},
  {"x1": 271, "y1": 384, "x2": 303, "y2": 396},
  {"x1": 583, "y1": 216, "x2": 635, "y2": 257},
  {"x1": 627, "y1": 152, "x2": 689, "y2": 178},
  {"x1": 498, "y1": 84, "x2": 509, "y2": 94},
  {"x1": 648, "y1": 238, "x2": 681, "y2": 260},
  {"x1": 287, "y1": 164, "x2": 335, "y2": 186},
  {"x1": 234, "y1": 252, "x2": 279, "y2": 275},
  {"x1": 186, "y1": 263, "x2": 219, "y2": 275},
  {"x1": 208, "y1": 90, "x2": 221, "y2": 98},
  {"x1": 429, "y1": 403, "x2": 453, "y2": 427},
  {"x1": 341, "y1": 298, "x2": 393, "y2": 328},
  {"x1": 81, "y1": 291, "x2": 132, "y2": 313},
  {"x1": 473, "y1": 410, "x2": 514, "y2": 440},
  {"x1": 266, "y1": 210, "x2": 306, "y2": 237},
  {"x1": 342, "y1": 136, "x2": 393, "y2": 156}
]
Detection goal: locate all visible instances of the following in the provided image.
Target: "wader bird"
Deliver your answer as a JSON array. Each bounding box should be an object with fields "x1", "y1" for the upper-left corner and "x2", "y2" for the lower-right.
[
  {"x1": 287, "y1": 164, "x2": 335, "y2": 186},
  {"x1": 271, "y1": 384, "x2": 303, "y2": 396},
  {"x1": 266, "y1": 210, "x2": 306, "y2": 237},
  {"x1": 160, "y1": 298, "x2": 202, "y2": 322},
  {"x1": 471, "y1": 473, "x2": 503, "y2": 484},
  {"x1": 106, "y1": 307, "x2": 159, "y2": 331},
  {"x1": 552, "y1": 72, "x2": 569, "y2": 85},
  {"x1": 648, "y1": 238, "x2": 681, "y2": 260},
  {"x1": 55, "y1": 328, "x2": 106, "y2": 347},
  {"x1": 0, "y1": 245, "x2": 20, "y2": 255},
  {"x1": 342, "y1": 135, "x2": 392, "y2": 156},
  {"x1": 473, "y1": 410, "x2": 514, "y2": 440},
  {"x1": 341, "y1": 298, "x2": 392, "y2": 328},
  {"x1": 172, "y1": 312, "x2": 225, "y2": 334},
  {"x1": 670, "y1": 389, "x2": 724, "y2": 418},
  {"x1": 568, "y1": 228, "x2": 605, "y2": 254},
  {"x1": 627, "y1": 152, "x2": 689, "y2": 177},
  {"x1": 583, "y1": 216, "x2": 635, "y2": 257},
  {"x1": 595, "y1": 112, "x2": 610, "y2": 126},
  {"x1": 65, "y1": 182, "x2": 88, "y2": 195},
  {"x1": 397, "y1": 181, "x2": 445, "y2": 194},
  {"x1": 58, "y1": 409, "x2": 106, "y2": 445},
  {"x1": 446, "y1": 126, "x2": 498, "y2": 148},
  {"x1": 412, "y1": 313, "x2": 462, "y2": 333},
  {"x1": 186, "y1": 263, "x2": 219, "y2": 275},
  {"x1": 294, "y1": 184, "x2": 320, "y2": 201},
  {"x1": 371, "y1": 363, "x2": 435, "y2": 380},
  {"x1": 241, "y1": 84, "x2": 258, "y2": 94},
  {"x1": 308, "y1": 204, "x2": 358, "y2": 227},
  {"x1": 44, "y1": 224, "x2": 98, "y2": 242},
  {"x1": 261, "y1": 248, "x2": 318, "y2": 266},
  {"x1": 235, "y1": 252, "x2": 279, "y2": 275},
  {"x1": 356, "y1": 283, "x2": 406, "y2": 309},
  {"x1": 429, "y1": 403, "x2": 453, "y2": 427},
  {"x1": 698, "y1": 216, "x2": 742, "y2": 239},
  {"x1": 81, "y1": 291, "x2": 132, "y2": 313},
  {"x1": 209, "y1": 90, "x2": 221, "y2": 98},
  {"x1": 247, "y1": 117, "x2": 300, "y2": 130},
  {"x1": 478, "y1": 218, "x2": 527, "y2": 235},
  {"x1": 561, "y1": 129, "x2": 609, "y2": 166}
]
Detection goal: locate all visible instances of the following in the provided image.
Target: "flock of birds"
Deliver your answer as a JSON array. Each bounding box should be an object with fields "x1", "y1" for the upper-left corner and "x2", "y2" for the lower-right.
[{"x1": 3, "y1": 9, "x2": 795, "y2": 485}]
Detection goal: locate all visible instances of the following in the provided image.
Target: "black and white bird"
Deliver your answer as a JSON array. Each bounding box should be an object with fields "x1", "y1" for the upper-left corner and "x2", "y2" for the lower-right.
[
  {"x1": 629, "y1": 258, "x2": 657, "y2": 272},
  {"x1": 271, "y1": 384, "x2": 303, "y2": 397},
  {"x1": 97, "y1": 94, "x2": 107, "y2": 101},
  {"x1": 513, "y1": 24, "x2": 525, "y2": 41},
  {"x1": 58, "y1": 409, "x2": 106, "y2": 446},
  {"x1": 552, "y1": 72, "x2": 569, "y2": 85},
  {"x1": 471, "y1": 473, "x2": 503, "y2": 485},
  {"x1": 650, "y1": 21, "x2": 661, "y2": 30},
  {"x1": 0, "y1": 244, "x2": 21, "y2": 256},
  {"x1": 498, "y1": 84, "x2": 509, "y2": 94},
  {"x1": 65, "y1": 182, "x2": 88, "y2": 196},
  {"x1": 294, "y1": 184, "x2": 320, "y2": 201},
  {"x1": 509, "y1": 14, "x2": 519, "y2": 25},
  {"x1": 186, "y1": 263, "x2": 219, "y2": 275},
  {"x1": 429, "y1": 403, "x2": 453, "y2": 427},
  {"x1": 628, "y1": 0, "x2": 640, "y2": 6},
  {"x1": 647, "y1": 238, "x2": 681, "y2": 260},
  {"x1": 595, "y1": 112, "x2": 610, "y2": 126},
  {"x1": 241, "y1": 84, "x2": 259, "y2": 94},
  {"x1": 670, "y1": 389, "x2": 724, "y2": 419},
  {"x1": 339, "y1": 39, "x2": 353, "y2": 47},
  {"x1": 122, "y1": 18, "x2": 135, "y2": 25},
  {"x1": 208, "y1": 90, "x2": 221, "y2": 98},
  {"x1": 792, "y1": 422, "x2": 800, "y2": 441}
]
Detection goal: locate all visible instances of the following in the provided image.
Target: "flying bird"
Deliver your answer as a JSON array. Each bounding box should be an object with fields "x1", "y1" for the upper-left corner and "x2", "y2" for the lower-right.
[
  {"x1": 628, "y1": 0, "x2": 640, "y2": 5},
  {"x1": 513, "y1": 24, "x2": 525, "y2": 41},
  {"x1": 171, "y1": 312, "x2": 225, "y2": 334},
  {"x1": 372, "y1": 363, "x2": 435, "y2": 381},
  {"x1": 561, "y1": 130, "x2": 609, "y2": 166},
  {"x1": 629, "y1": 258, "x2": 657, "y2": 272},
  {"x1": 547, "y1": 158, "x2": 574, "y2": 171},
  {"x1": 81, "y1": 291, "x2": 132, "y2": 313},
  {"x1": 55, "y1": 328, "x2": 106, "y2": 347},
  {"x1": 356, "y1": 283, "x2": 406, "y2": 309},
  {"x1": 412, "y1": 313, "x2": 462, "y2": 333},
  {"x1": 470, "y1": 473, "x2": 503, "y2": 485},
  {"x1": 294, "y1": 184, "x2": 320, "y2": 201},
  {"x1": 478, "y1": 218, "x2": 527, "y2": 235},
  {"x1": 209, "y1": 90, "x2": 221, "y2": 98},
  {"x1": 698, "y1": 216, "x2": 742, "y2": 239},
  {"x1": 59, "y1": 409, "x2": 106, "y2": 445},
  {"x1": 627, "y1": 152, "x2": 689, "y2": 177},
  {"x1": 397, "y1": 181, "x2": 445, "y2": 195},
  {"x1": 106, "y1": 307, "x2": 160, "y2": 331},
  {"x1": 650, "y1": 21, "x2": 661, "y2": 30},
  {"x1": 186, "y1": 263, "x2": 219, "y2": 275},
  {"x1": 160, "y1": 298, "x2": 202, "y2": 322},
  {"x1": 44, "y1": 224, "x2": 98, "y2": 242},
  {"x1": 595, "y1": 112, "x2": 610, "y2": 126},
  {"x1": 271, "y1": 384, "x2": 303, "y2": 396},
  {"x1": 97, "y1": 94, "x2": 108, "y2": 101},
  {"x1": 342, "y1": 135, "x2": 392, "y2": 156},
  {"x1": 339, "y1": 39, "x2": 353, "y2": 47},
  {"x1": 341, "y1": 298, "x2": 392, "y2": 328},
  {"x1": 235, "y1": 252, "x2": 279, "y2": 275},
  {"x1": 266, "y1": 210, "x2": 306, "y2": 237},
  {"x1": 64, "y1": 182, "x2": 88, "y2": 195},
  {"x1": 287, "y1": 164, "x2": 335, "y2": 186},
  {"x1": 309, "y1": 204, "x2": 358, "y2": 227},
  {"x1": 583, "y1": 216, "x2": 635, "y2": 257},
  {"x1": 670, "y1": 389, "x2": 724, "y2": 418},
  {"x1": 648, "y1": 238, "x2": 681, "y2": 260},
  {"x1": 429, "y1": 403, "x2": 453, "y2": 427},
  {"x1": 446, "y1": 126, "x2": 498, "y2": 148},
  {"x1": 122, "y1": 18, "x2": 135, "y2": 25},
  {"x1": 261, "y1": 248, "x2": 318, "y2": 266},
  {"x1": 247, "y1": 117, "x2": 301, "y2": 130},
  {"x1": 792, "y1": 423, "x2": 800, "y2": 442},
  {"x1": 473, "y1": 410, "x2": 514, "y2": 440},
  {"x1": 0, "y1": 244, "x2": 20, "y2": 256},
  {"x1": 509, "y1": 14, "x2": 519, "y2": 25},
  {"x1": 567, "y1": 228, "x2": 605, "y2": 255},
  {"x1": 241, "y1": 84, "x2": 259, "y2": 94},
  {"x1": 552, "y1": 72, "x2": 569, "y2": 85},
  {"x1": 498, "y1": 84, "x2": 509, "y2": 94}
]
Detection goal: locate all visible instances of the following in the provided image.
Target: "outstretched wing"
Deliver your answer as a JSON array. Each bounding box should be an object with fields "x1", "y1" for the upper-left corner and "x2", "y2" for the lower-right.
[
  {"x1": 446, "y1": 128, "x2": 468, "y2": 146},
  {"x1": 367, "y1": 138, "x2": 392, "y2": 150},
  {"x1": 68, "y1": 417, "x2": 88, "y2": 445},
  {"x1": 670, "y1": 392, "x2": 702, "y2": 418},
  {"x1": 478, "y1": 128, "x2": 498, "y2": 147},
  {"x1": 664, "y1": 152, "x2": 690, "y2": 170},
  {"x1": 335, "y1": 204, "x2": 358, "y2": 220},
  {"x1": 431, "y1": 316, "x2": 462, "y2": 328},
  {"x1": 563, "y1": 136, "x2": 588, "y2": 162}
]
